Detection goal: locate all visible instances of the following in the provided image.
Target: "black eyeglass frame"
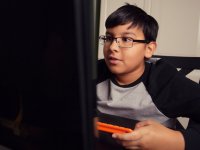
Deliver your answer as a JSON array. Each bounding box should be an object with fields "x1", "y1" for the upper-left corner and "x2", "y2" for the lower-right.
[{"x1": 99, "y1": 35, "x2": 150, "y2": 48}]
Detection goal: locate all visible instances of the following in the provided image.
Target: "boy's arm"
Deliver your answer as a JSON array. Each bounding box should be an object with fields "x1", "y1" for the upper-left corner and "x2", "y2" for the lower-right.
[{"x1": 148, "y1": 59, "x2": 200, "y2": 150}]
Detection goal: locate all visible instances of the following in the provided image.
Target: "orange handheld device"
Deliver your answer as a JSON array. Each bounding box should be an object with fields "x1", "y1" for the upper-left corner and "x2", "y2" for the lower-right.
[{"x1": 97, "y1": 121, "x2": 133, "y2": 134}]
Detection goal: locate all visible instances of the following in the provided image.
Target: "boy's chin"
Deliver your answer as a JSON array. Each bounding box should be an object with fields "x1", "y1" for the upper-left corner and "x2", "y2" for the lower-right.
[{"x1": 108, "y1": 66, "x2": 124, "y2": 75}]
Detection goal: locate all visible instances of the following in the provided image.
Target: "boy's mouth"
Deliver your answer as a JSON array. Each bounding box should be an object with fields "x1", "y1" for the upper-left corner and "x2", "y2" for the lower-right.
[{"x1": 107, "y1": 56, "x2": 121, "y2": 65}]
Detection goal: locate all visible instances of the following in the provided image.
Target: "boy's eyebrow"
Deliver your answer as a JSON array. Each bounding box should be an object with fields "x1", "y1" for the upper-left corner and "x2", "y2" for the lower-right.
[
  {"x1": 121, "y1": 32, "x2": 136, "y2": 36},
  {"x1": 105, "y1": 31, "x2": 136, "y2": 37}
]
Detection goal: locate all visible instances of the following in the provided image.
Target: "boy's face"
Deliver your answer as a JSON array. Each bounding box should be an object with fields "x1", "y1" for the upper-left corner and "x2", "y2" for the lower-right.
[{"x1": 103, "y1": 23, "x2": 156, "y2": 83}]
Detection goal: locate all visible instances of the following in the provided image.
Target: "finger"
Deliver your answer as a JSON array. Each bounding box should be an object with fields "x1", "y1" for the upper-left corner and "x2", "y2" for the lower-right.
[
  {"x1": 135, "y1": 120, "x2": 153, "y2": 129},
  {"x1": 112, "y1": 131, "x2": 142, "y2": 141}
]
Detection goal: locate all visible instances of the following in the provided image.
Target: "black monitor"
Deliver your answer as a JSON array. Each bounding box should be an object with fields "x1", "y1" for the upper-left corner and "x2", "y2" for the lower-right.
[{"x1": 0, "y1": 0, "x2": 99, "y2": 149}]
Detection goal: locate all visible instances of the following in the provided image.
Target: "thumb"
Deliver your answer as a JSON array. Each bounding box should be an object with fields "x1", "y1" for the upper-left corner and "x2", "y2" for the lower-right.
[{"x1": 135, "y1": 120, "x2": 153, "y2": 129}]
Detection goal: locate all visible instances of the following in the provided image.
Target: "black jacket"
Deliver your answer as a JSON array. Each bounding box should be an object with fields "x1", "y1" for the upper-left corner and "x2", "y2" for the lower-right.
[{"x1": 97, "y1": 59, "x2": 200, "y2": 150}]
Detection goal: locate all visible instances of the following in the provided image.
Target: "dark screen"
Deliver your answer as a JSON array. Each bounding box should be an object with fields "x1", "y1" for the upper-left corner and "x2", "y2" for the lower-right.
[{"x1": 0, "y1": 0, "x2": 96, "y2": 149}]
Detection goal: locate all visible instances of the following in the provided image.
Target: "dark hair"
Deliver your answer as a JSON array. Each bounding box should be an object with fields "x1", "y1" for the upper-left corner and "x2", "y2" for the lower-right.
[{"x1": 105, "y1": 4, "x2": 159, "y2": 42}]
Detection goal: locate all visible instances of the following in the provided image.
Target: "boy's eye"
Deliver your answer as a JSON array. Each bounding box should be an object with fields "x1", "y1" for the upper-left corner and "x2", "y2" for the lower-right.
[
  {"x1": 121, "y1": 37, "x2": 133, "y2": 42},
  {"x1": 105, "y1": 36, "x2": 113, "y2": 41}
]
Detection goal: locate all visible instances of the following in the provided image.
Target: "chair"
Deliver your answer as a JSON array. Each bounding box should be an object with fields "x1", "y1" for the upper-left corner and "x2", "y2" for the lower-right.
[{"x1": 153, "y1": 55, "x2": 200, "y2": 83}]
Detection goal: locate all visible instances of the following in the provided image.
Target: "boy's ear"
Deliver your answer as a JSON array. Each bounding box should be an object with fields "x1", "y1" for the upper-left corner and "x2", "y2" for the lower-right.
[{"x1": 144, "y1": 42, "x2": 157, "y2": 59}]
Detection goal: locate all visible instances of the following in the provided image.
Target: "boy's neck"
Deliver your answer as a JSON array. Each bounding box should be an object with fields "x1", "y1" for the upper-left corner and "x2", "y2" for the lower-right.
[{"x1": 114, "y1": 65, "x2": 145, "y2": 85}]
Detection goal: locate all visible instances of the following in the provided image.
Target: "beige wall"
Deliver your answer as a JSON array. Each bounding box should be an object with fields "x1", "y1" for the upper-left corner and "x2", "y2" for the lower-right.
[{"x1": 98, "y1": 0, "x2": 200, "y2": 59}]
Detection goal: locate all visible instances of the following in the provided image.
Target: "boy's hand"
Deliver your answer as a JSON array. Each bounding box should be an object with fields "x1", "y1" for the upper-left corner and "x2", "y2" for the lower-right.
[{"x1": 112, "y1": 120, "x2": 185, "y2": 150}]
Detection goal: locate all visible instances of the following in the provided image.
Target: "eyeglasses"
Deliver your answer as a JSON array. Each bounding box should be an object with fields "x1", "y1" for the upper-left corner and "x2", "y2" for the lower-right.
[{"x1": 99, "y1": 35, "x2": 150, "y2": 48}]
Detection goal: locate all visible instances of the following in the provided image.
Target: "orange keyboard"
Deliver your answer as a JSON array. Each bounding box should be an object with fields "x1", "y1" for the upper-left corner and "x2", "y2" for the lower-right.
[{"x1": 97, "y1": 121, "x2": 133, "y2": 134}]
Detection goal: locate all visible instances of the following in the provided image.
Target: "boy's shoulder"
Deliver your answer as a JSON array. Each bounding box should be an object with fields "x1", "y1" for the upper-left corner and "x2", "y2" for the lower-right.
[
  {"x1": 147, "y1": 58, "x2": 178, "y2": 76},
  {"x1": 146, "y1": 58, "x2": 181, "y2": 92}
]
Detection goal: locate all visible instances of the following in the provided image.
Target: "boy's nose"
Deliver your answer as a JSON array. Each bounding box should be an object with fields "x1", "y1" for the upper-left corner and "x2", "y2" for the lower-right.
[{"x1": 109, "y1": 40, "x2": 120, "y2": 52}]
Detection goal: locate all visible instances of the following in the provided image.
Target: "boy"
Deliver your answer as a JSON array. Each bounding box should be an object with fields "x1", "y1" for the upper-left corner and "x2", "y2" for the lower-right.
[{"x1": 96, "y1": 4, "x2": 200, "y2": 150}]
